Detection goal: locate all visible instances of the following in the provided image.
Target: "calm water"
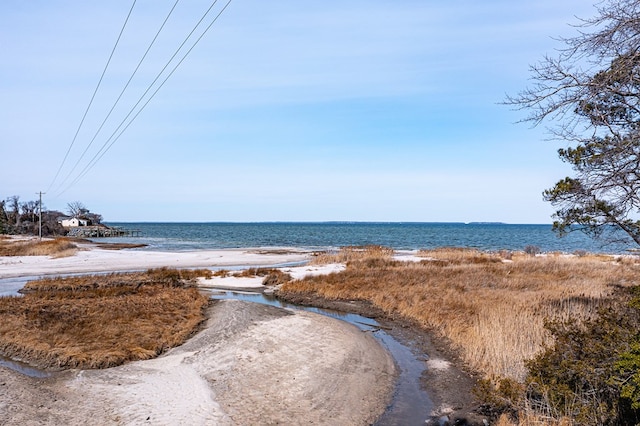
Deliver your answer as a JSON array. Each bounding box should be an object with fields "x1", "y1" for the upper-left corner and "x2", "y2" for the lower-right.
[{"x1": 103, "y1": 222, "x2": 634, "y2": 254}]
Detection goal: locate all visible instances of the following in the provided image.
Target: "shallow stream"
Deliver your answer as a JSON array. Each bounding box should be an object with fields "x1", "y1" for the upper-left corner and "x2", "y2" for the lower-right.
[{"x1": 210, "y1": 290, "x2": 433, "y2": 425}]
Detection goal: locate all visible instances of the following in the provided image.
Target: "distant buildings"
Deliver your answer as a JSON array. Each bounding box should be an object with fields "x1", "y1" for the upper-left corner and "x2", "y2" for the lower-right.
[{"x1": 58, "y1": 217, "x2": 90, "y2": 228}]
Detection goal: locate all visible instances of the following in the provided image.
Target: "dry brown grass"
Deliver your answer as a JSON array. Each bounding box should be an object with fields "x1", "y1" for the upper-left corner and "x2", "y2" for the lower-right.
[
  {"x1": 281, "y1": 247, "x2": 640, "y2": 381},
  {"x1": 0, "y1": 270, "x2": 210, "y2": 369},
  {"x1": 146, "y1": 266, "x2": 214, "y2": 281},
  {"x1": 0, "y1": 237, "x2": 78, "y2": 258},
  {"x1": 233, "y1": 267, "x2": 293, "y2": 286},
  {"x1": 417, "y1": 247, "x2": 505, "y2": 265},
  {"x1": 310, "y1": 245, "x2": 394, "y2": 265},
  {"x1": 19, "y1": 267, "x2": 213, "y2": 293},
  {"x1": 495, "y1": 413, "x2": 573, "y2": 426}
]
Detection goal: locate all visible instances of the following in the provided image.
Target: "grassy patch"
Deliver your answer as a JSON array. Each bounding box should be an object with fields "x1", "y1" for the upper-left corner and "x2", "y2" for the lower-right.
[
  {"x1": 0, "y1": 269, "x2": 210, "y2": 369},
  {"x1": 233, "y1": 267, "x2": 293, "y2": 286},
  {"x1": 0, "y1": 237, "x2": 78, "y2": 258},
  {"x1": 310, "y1": 245, "x2": 394, "y2": 265}
]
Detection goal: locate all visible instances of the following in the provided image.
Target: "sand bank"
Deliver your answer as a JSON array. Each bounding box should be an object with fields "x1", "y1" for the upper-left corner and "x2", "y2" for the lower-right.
[
  {"x1": 0, "y1": 300, "x2": 396, "y2": 425},
  {"x1": 0, "y1": 247, "x2": 310, "y2": 279},
  {"x1": 197, "y1": 263, "x2": 346, "y2": 290}
]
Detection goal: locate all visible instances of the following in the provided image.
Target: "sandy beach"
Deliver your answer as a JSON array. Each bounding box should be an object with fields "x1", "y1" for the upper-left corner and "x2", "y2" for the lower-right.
[
  {"x1": 0, "y1": 245, "x2": 397, "y2": 425},
  {"x1": 0, "y1": 245, "x2": 311, "y2": 279}
]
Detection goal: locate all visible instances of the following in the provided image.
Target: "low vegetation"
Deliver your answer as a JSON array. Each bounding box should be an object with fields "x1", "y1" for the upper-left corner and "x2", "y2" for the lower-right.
[
  {"x1": 519, "y1": 292, "x2": 640, "y2": 426},
  {"x1": 279, "y1": 246, "x2": 640, "y2": 424},
  {"x1": 235, "y1": 267, "x2": 293, "y2": 286},
  {"x1": 0, "y1": 237, "x2": 78, "y2": 257},
  {"x1": 202, "y1": 267, "x2": 293, "y2": 286},
  {"x1": 0, "y1": 268, "x2": 210, "y2": 369},
  {"x1": 310, "y1": 245, "x2": 395, "y2": 265}
]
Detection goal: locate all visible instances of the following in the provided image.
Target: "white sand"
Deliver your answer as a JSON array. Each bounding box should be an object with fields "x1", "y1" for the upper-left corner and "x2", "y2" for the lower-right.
[
  {"x1": 197, "y1": 263, "x2": 346, "y2": 289},
  {"x1": 393, "y1": 249, "x2": 425, "y2": 262},
  {"x1": 0, "y1": 247, "x2": 310, "y2": 279}
]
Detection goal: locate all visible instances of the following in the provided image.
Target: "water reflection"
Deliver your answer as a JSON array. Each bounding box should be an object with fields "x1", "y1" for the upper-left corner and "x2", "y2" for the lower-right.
[
  {"x1": 0, "y1": 276, "x2": 32, "y2": 297},
  {"x1": 0, "y1": 357, "x2": 52, "y2": 378}
]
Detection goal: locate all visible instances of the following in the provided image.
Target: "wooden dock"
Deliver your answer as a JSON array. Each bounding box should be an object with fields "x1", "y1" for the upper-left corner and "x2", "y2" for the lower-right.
[{"x1": 67, "y1": 226, "x2": 142, "y2": 238}]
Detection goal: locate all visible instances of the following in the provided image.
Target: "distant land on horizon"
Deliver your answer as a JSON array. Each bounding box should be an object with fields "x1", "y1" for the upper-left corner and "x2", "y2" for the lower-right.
[{"x1": 105, "y1": 221, "x2": 542, "y2": 226}]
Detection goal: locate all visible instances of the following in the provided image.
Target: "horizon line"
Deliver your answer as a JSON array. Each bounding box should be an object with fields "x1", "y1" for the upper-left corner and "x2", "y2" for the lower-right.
[{"x1": 104, "y1": 220, "x2": 552, "y2": 226}]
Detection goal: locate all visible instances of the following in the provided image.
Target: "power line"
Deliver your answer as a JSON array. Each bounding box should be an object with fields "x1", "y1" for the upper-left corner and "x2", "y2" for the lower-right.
[
  {"x1": 58, "y1": 0, "x2": 234, "y2": 195},
  {"x1": 47, "y1": 0, "x2": 137, "y2": 193},
  {"x1": 62, "y1": 0, "x2": 234, "y2": 194},
  {"x1": 56, "y1": 0, "x2": 182, "y2": 192}
]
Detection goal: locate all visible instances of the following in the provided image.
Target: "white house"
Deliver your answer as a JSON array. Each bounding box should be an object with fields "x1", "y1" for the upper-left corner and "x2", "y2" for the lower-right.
[{"x1": 59, "y1": 217, "x2": 89, "y2": 228}]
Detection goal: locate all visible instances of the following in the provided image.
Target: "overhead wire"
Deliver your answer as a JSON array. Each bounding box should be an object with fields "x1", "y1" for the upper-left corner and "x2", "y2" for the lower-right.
[
  {"x1": 56, "y1": 0, "x2": 182, "y2": 192},
  {"x1": 57, "y1": 0, "x2": 234, "y2": 196},
  {"x1": 47, "y1": 0, "x2": 137, "y2": 193}
]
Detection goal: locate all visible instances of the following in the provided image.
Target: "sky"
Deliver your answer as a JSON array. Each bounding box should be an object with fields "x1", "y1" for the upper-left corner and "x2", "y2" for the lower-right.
[{"x1": 1, "y1": 0, "x2": 598, "y2": 223}]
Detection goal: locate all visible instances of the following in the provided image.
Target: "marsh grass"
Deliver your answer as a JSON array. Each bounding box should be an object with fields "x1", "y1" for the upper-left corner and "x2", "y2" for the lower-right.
[
  {"x1": 310, "y1": 245, "x2": 394, "y2": 265},
  {"x1": 19, "y1": 267, "x2": 213, "y2": 293},
  {"x1": 0, "y1": 269, "x2": 210, "y2": 369},
  {"x1": 234, "y1": 267, "x2": 293, "y2": 286},
  {"x1": 417, "y1": 247, "x2": 504, "y2": 265},
  {"x1": 281, "y1": 247, "x2": 640, "y2": 380},
  {"x1": 0, "y1": 237, "x2": 78, "y2": 258},
  {"x1": 496, "y1": 413, "x2": 573, "y2": 426},
  {"x1": 146, "y1": 266, "x2": 213, "y2": 281}
]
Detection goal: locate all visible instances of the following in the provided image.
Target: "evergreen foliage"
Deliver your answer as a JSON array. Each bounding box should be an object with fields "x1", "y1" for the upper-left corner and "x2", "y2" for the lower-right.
[
  {"x1": 507, "y1": 0, "x2": 640, "y2": 247},
  {"x1": 525, "y1": 287, "x2": 640, "y2": 425}
]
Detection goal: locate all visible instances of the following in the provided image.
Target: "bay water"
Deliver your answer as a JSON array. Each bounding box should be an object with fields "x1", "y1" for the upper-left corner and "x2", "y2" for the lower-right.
[{"x1": 104, "y1": 222, "x2": 634, "y2": 254}]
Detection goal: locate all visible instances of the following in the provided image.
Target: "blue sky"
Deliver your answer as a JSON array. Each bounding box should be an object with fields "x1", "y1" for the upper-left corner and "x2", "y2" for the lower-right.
[{"x1": 1, "y1": 1, "x2": 596, "y2": 223}]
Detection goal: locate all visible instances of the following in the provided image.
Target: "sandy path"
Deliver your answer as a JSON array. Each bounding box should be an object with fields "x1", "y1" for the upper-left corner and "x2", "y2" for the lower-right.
[{"x1": 0, "y1": 300, "x2": 396, "y2": 425}]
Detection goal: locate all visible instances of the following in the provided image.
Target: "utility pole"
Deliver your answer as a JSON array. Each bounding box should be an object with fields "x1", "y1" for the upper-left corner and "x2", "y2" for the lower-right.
[{"x1": 36, "y1": 191, "x2": 45, "y2": 240}]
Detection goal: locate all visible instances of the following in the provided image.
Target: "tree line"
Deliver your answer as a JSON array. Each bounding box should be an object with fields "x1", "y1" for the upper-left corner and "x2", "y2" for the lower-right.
[{"x1": 0, "y1": 196, "x2": 102, "y2": 237}]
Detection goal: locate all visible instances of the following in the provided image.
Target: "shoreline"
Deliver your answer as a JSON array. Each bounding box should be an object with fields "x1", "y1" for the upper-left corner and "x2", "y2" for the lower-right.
[{"x1": 0, "y1": 244, "x2": 312, "y2": 279}]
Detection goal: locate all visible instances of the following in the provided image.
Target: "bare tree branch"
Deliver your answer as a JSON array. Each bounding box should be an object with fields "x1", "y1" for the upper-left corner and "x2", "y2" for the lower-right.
[{"x1": 509, "y1": 0, "x2": 640, "y2": 247}]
